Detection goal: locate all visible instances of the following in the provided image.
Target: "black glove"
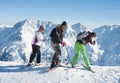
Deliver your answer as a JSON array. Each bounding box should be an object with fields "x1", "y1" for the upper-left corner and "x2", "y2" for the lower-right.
[{"x1": 92, "y1": 41, "x2": 95, "y2": 45}]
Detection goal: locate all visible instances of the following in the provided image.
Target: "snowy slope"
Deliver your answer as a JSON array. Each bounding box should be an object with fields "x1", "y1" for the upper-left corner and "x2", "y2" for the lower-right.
[{"x1": 0, "y1": 61, "x2": 120, "y2": 83}]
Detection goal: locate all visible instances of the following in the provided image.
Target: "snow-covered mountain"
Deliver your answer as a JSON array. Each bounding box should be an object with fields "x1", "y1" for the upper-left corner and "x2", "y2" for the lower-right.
[
  {"x1": 93, "y1": 25, "x2": 120, "y2": 66},
  {"x1": 0, "y1": 19, "x2": 120, "y2": 66},
  {"x1": 0, "y1": 19, "x2": 55, "y2": 63}
]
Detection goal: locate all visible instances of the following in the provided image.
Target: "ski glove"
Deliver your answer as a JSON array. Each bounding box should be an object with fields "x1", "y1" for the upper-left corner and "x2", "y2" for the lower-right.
[
  {"x1": 61, "y1": 41, "x2": 66, "y2": 46},
  {"x1": 92, "y1": 41, "x2": 96, "y2": 45}
]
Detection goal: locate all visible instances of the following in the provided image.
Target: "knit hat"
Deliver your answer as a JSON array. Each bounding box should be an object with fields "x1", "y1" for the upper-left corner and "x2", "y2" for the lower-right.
[
  {"x1": 91, "y1": 32, "x2": 96, "y2": 37},
  {"x1": 39, "y1": 25, "x2": 44, "y2": 30},
  {"x1": 61, "y1": 21, "x2": 67, "y2": 26}
]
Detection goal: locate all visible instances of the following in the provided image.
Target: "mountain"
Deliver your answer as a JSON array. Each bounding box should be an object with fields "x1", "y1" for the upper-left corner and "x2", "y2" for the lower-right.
[
  {"x1": 93, "y1": 25, "x2": 120, "y2": 66},
  {"x1": 0, "y1": 19, "x2": 55, "y2": 63},
  {"x1": 0, "y1": 19, "x2": 120, "y2": 66}
]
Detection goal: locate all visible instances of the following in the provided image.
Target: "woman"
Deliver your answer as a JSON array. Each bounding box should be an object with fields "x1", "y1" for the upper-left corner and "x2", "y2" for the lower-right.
[{"x1": 27, "y1": 25, "x2": 44, "y2": 66}]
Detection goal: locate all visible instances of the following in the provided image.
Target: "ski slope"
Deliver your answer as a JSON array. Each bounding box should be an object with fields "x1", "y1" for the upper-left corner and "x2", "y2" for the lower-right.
[{"x1": 0, "y1": 61, "x2": 120, "y2": 83}]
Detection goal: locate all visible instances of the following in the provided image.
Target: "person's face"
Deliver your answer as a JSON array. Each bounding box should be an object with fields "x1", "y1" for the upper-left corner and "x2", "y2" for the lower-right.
[
  {"x1": 40, "y1": 28, "x2": 44, "y2": 33},
  {"x1": 92, "y1": 37, "x2": 95, "y2": 42},
  {"x1": 62, "y1": 25, "x2": 67, "y2": 31}
]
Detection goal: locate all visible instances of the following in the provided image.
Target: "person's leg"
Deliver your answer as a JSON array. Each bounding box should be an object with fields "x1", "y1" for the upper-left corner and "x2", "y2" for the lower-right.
[
  {"x1": 54, "y1": 44, "x2": 61, "y2": 65},
  {"x1": 72, "y1": 42, "x2": 81, "y2": 65},
  {"x1": 29, "y1": 45, "x2": 37, "y2": 63},
  {"x1": 80, "y1": 44, "x2": 90, "y2": 67},
  {"x1": 36, "y1": 45, "x2": 41, "y2": 63},
  {"x1": 50, "y1": 42, "x2": 61, "y2": 68},
  {"x1": 50, "y1": 53, "x2": 57, "y2": 68}
]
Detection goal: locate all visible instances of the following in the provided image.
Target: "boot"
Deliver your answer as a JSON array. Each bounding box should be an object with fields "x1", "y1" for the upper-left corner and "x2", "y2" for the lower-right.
[
  {"x1": 27, "y1": 63, "x2": 32, "y2": 66},
  {"x1": 72, "y1": 64, "x2": 75, "y2": 68}
]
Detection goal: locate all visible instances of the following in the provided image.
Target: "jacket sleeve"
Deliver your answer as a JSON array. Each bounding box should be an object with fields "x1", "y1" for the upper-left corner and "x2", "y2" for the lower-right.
[{"x1": 36, "y1": 32, "x2": 43, "y2": 42}]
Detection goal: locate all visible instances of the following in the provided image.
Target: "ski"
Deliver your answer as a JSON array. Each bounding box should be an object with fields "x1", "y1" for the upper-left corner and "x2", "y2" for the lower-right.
[
  {"x1": 46, "y1": 65, "x2": 63, "y2": 72},
  {"x1": 20, "y1": 63, "x2": 42, "y2": 69},
  {"x1": 64, "y1": 64, "x2": 95, "y2": 73},
  {"x1": 82, "y1": 65, "x2": 95, "y2": 73},
  {"x1": 46, "y1": 67, "x2": 57, "y2": 72},
  {"x1": 20, "y1": 65, "x2": 33, "y2": 69}
]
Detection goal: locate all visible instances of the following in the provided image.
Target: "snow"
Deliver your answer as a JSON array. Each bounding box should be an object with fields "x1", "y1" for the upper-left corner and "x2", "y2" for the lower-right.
[
  {"x1": 0, "y1": 61, "x2": 120, "y2": 83},
  {"x1": 0, "y1": 19, "x2": 120, "y2": 83}
]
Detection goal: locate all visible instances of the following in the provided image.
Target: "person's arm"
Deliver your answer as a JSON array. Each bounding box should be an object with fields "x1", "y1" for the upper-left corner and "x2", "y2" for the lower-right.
[
  {"x1": 36, "y1": 32, "x2": 43, "y2": 42},
  {"x1": 56, "y1": 29, "x2": 63, "y2": 43},
  {"x1": 89, "y1": 37, "x2": 95, "y2": 45}
]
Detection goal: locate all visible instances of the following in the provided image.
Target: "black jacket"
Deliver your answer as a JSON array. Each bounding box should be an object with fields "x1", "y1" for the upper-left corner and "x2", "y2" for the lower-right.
[
  {"x1": 50, "y1": 27, "x2": 63, "y2": 43},
  {"x1": 77, "y1": 33, "x2": 95, "y2": 45}
]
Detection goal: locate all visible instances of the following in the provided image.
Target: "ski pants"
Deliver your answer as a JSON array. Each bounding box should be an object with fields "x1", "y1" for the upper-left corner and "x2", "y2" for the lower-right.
[
  {"x1": 72, "y1": 42, "x2": 90, "y2": 67},
  {"x1": 29, "y1": 44, "x2": 41, "y2": 63},
  {"x1": 50, "y1": 41, "x2": 61, "y2": 68}
]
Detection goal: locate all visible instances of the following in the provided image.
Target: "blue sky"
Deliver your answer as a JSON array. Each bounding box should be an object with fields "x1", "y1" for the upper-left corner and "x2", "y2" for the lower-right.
[{"x1": 0, "y1": 0, "x2": 120, "y2": 28}]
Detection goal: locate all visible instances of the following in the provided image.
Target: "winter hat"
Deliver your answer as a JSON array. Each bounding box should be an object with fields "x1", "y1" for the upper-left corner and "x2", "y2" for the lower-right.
[
  {"x1": 91, "y1": 32, "x2": 96, "y2": 37},
  {"x1": 39, "y1": 25, "x2": 44, "y2": 30},
  {"x1": 61, "y1": 21, "x2": 67, "y2": 26}
]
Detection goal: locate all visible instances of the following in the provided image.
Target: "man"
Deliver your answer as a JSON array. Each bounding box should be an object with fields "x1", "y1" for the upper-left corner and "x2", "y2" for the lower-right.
[
  {"x1": 27, "y1": 25, "x2": 44, "y2": 66},
  {"x1": 50, "y1": 21, "x2": 67, "y2": 69},
  {"x1": 72, "y1": 31, "x2": 96, "y2": 69}
]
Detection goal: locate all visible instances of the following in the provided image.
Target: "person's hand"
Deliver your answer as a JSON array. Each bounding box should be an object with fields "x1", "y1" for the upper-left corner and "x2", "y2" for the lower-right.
[
  {"x1": 61, "y1": 41, "x2": 66, "y2": 46},
  {"x1": 92, "y1": 41, "x2": 96, "y2": 45}
]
